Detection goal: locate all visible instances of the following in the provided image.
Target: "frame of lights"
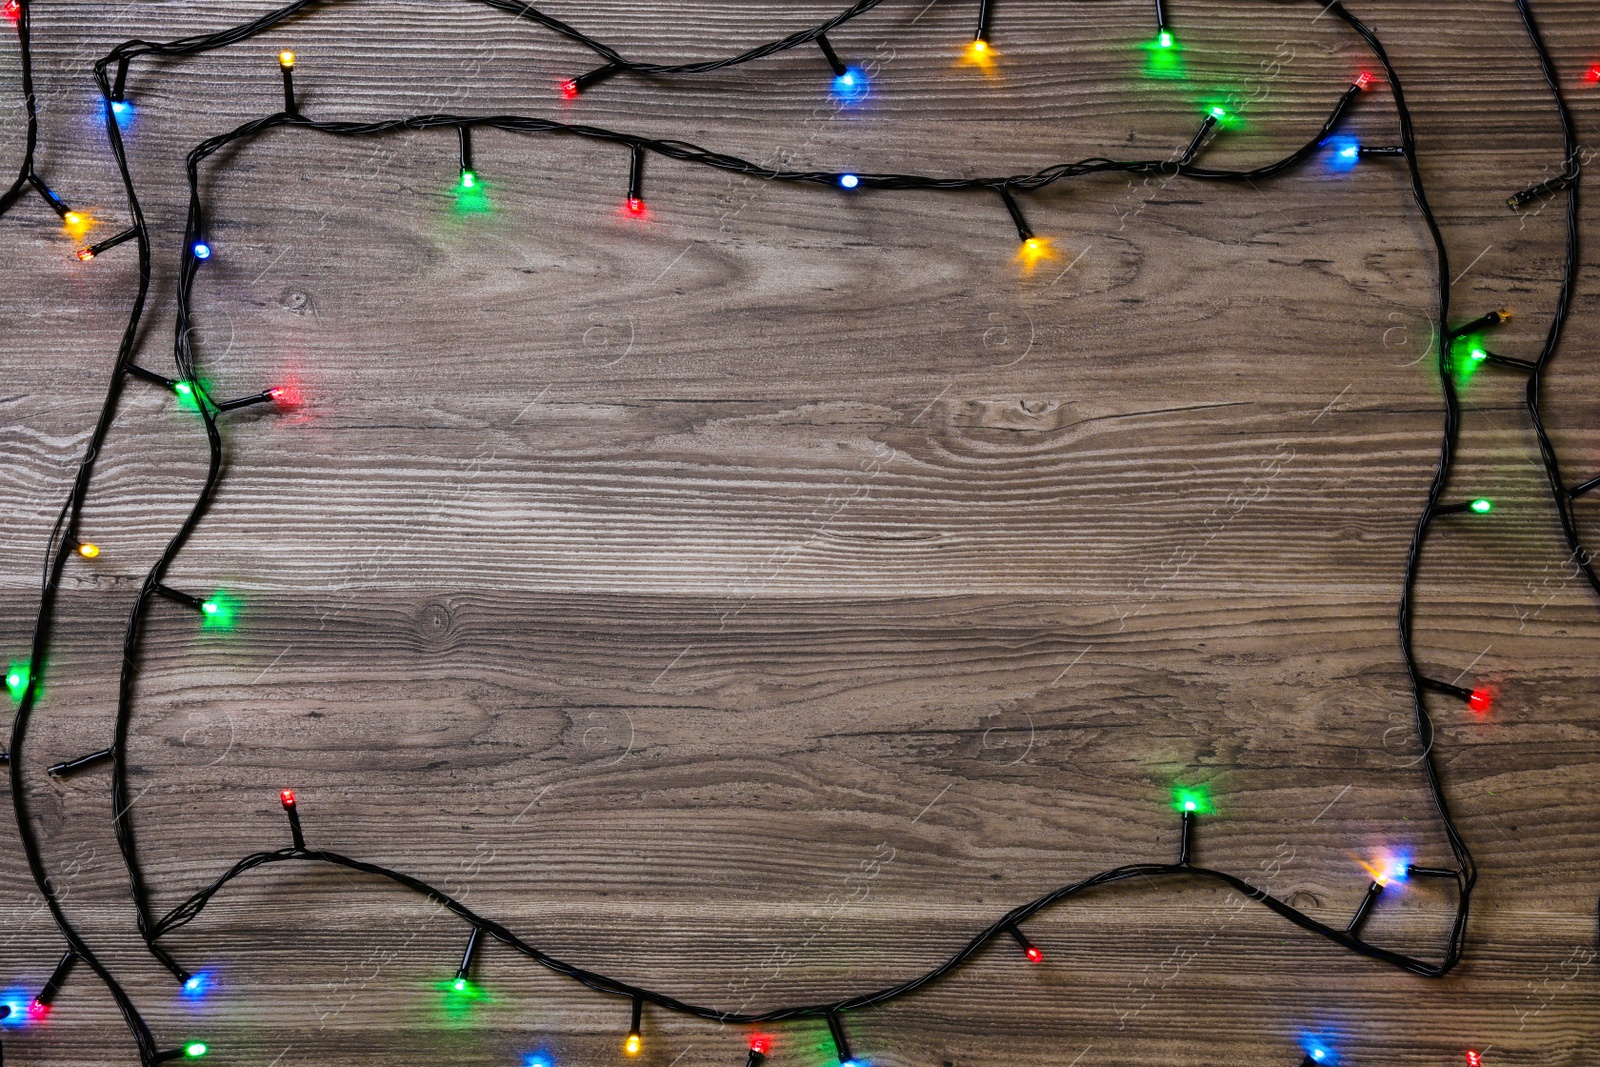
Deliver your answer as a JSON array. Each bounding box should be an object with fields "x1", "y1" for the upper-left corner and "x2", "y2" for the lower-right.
[{"x1": 2, "y1": 0, "x2": 1595, "y2": 1065}]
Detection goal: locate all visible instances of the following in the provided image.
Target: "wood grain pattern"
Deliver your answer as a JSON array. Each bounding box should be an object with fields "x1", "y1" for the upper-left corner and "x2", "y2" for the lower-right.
[{"x1": 2, "y1": 2, "x2": 1599, "y2": 1065}]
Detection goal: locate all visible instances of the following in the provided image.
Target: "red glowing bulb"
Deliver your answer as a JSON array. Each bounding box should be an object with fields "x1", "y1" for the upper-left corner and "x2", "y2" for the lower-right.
[
  {"x1": 2, "y1": 1, "x2": 20, "y2": 23},
  {"x1": 28, "y1": 999, "x2": 49, "y2": 1019},
  {"x1": 76, "y1": 248, "x2": 95, "y2": 262},
  {"x1": 627, "y1": 197, "x2": 644, "y2": 215},
  {"x1": 1468, "y1": 688, "x2": 1493, "y2": 715},
  {"x1": 1465, "y1": 1053, "x2": 1482, "y2": 1067},
  {"x1": 1355, "y1": 71, "x2": 1374, "y2": 90},
  {"x1": 560, "y1": 79, "x2": 579, "y2": 99},
  {"x1": 280, "y1": 789, "x2": 297, "y2": 808},
  {"x1": 1025, "y1": 945, "x2": 1043, "y2": 963},
  {"x1": 749, "y1": 1035, "x2": 772, "y2": 1054},
  {"x1": 267, "y1": 381, "x2": 302, "y2": 408},
  {"x1": 1587, "y1": 66, "x2": 1600, "y2": 83}
]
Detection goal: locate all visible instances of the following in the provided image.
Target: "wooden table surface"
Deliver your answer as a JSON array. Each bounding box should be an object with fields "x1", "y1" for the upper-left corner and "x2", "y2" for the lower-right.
[{"x1": 2, "y1": 2, "x2": 1598, "y2": 1065}]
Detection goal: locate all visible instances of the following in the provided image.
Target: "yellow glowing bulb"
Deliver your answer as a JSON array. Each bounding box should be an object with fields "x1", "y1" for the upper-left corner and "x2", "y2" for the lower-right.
[
  {"x1": 62, "y1": 211, "x2": 92, "y2": 239},
  {"x1": 624, "y1": 1033, "x2": 641, "y2": 1056},
  {"x1": 1015, "y1": 235, "x2": 1056, "y2": 272},
  {"x1": 961, "y1": 38, "x2": 996, "y2": 71},
  {"x1": 77, "y1": 542, "x2": 100, "y2": 559},
  {"x1": 279, "y1": 50, "x2": 295, "y2": 69},
  {"x1": 64, "y1": 212, "x2": 81, "y2": 226}
]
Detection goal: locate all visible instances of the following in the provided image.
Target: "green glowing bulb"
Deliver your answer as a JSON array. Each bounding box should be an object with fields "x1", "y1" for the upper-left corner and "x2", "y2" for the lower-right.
[
  {"x1": 1470, "y1": 498, "x2": 1493, "y2": 514},
  {"x1": 1453, "y1": 336, "x2": 1489, "y2": 383},
  {"x1": 6, "y1": 662, "x2": 29, "y2": 702},
  {"x1": 174, "y1": 380, "x2": 203, "y2": 412},
  {"x1": 185, "y1": 1043, "x2": 208, "y2": 1058},
  {"x1": 199, "y1": 592, "x2": 237, "y2": 631},
  {"x1": 1142, "y1": 34, "x2": 1184, "y2": 79},
  {"x1": 1172, "y1": 787, "x2": 1212, "y2": 814},
  {"x1": 452, "y1": 171, "x2": 492, "y2": 215},
  {"x1": 436, "y1": 975, "x2": 489, "y2": 1015},
  {"x1": 1210, "y1": 106, "x2": 1227, "y2": 120}
]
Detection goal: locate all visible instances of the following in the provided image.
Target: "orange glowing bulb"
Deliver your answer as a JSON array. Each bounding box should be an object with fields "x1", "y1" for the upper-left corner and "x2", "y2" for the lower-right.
[
  {"x1": 623, "y1": 1033, "x2": 641, "y2": 1056},
  {"x1": 77, "y1": 542, "x2": 100, "y2": 559}
]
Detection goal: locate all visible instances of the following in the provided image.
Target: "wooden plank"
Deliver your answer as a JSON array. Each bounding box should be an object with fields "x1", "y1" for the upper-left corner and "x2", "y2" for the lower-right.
[{"x1": 1, "y1": 2, "x2": 1598, "y2": 1065}]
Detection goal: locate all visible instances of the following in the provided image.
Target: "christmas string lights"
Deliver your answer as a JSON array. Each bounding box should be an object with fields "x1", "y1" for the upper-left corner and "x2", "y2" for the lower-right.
[
  {"x1": 0, "y1": 10, "x2": 1536, "y2": 1067},
  {"x1": 0, "y1": 0, "x2": 92, "y2": 239},
  {"x1": 1, "y1": 1, "x2": 1595, "y2": 1065},
  {"x1": 1503, "y1": 0, "x2": 1600, "y2": 610}
]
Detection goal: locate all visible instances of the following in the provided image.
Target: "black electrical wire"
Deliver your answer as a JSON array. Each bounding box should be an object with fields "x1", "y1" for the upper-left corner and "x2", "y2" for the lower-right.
[
  {"x1": 0, "y1": 0, "x2": 41, "y2": 217},
  {"x1": 93, "y1": 0, "x2": 899, "y2": 92},
  {"x1": 1508, "y1": 0, "x2": 1600, "y2": 959},
  {"x1": 0, "y1": 0, "x2": 77, "y2": 223},
  {"x1": 147, "y1": 844, "x2": 1453, "y2": 1029},
  {"x1": 3, "y1": 0, "x2": 1594, "y2": 1064},
  {"x1": 2, "y1": 1, "x2": 167, "y2": 1059},
  {"x1": 1512, "y1": 0, "x2": 1599, "y2": 602}
]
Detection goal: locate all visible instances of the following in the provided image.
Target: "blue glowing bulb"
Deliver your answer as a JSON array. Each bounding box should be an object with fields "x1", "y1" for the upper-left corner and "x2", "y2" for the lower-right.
[
  {"x1": 0, "y1": 992, "x2": 28, "y2": 1028},
  {"x1": 831, "y1": 66, "x2": 869, "y2": 104},
  {"x1": 1300, "y1": 1037, "x2": 1337, "y2": 1064},
  {"x1": 839, "y1": 173, "x2": 860, "y2": 189},
  {"x1": 193, "y1": 242, "x2": 212, "y2": 260},
  {"x1": 109, "y1": 99, "x2": 134, "y2": 127},
  {"x1": 181, "y1": 973, "x2": 209, "y2": 997},
  {"x1": 1326, "y1": 135, "x2": 1361, "y2": 173},
  {"x1": 523, "y1": 1054, "x2": 553, "y2": 1067}
]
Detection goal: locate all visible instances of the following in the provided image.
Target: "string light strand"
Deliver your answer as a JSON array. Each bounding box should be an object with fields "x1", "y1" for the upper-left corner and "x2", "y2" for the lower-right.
[{"x1": 2, "y1": 2, "x2": 1594, "y2": 1065}]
